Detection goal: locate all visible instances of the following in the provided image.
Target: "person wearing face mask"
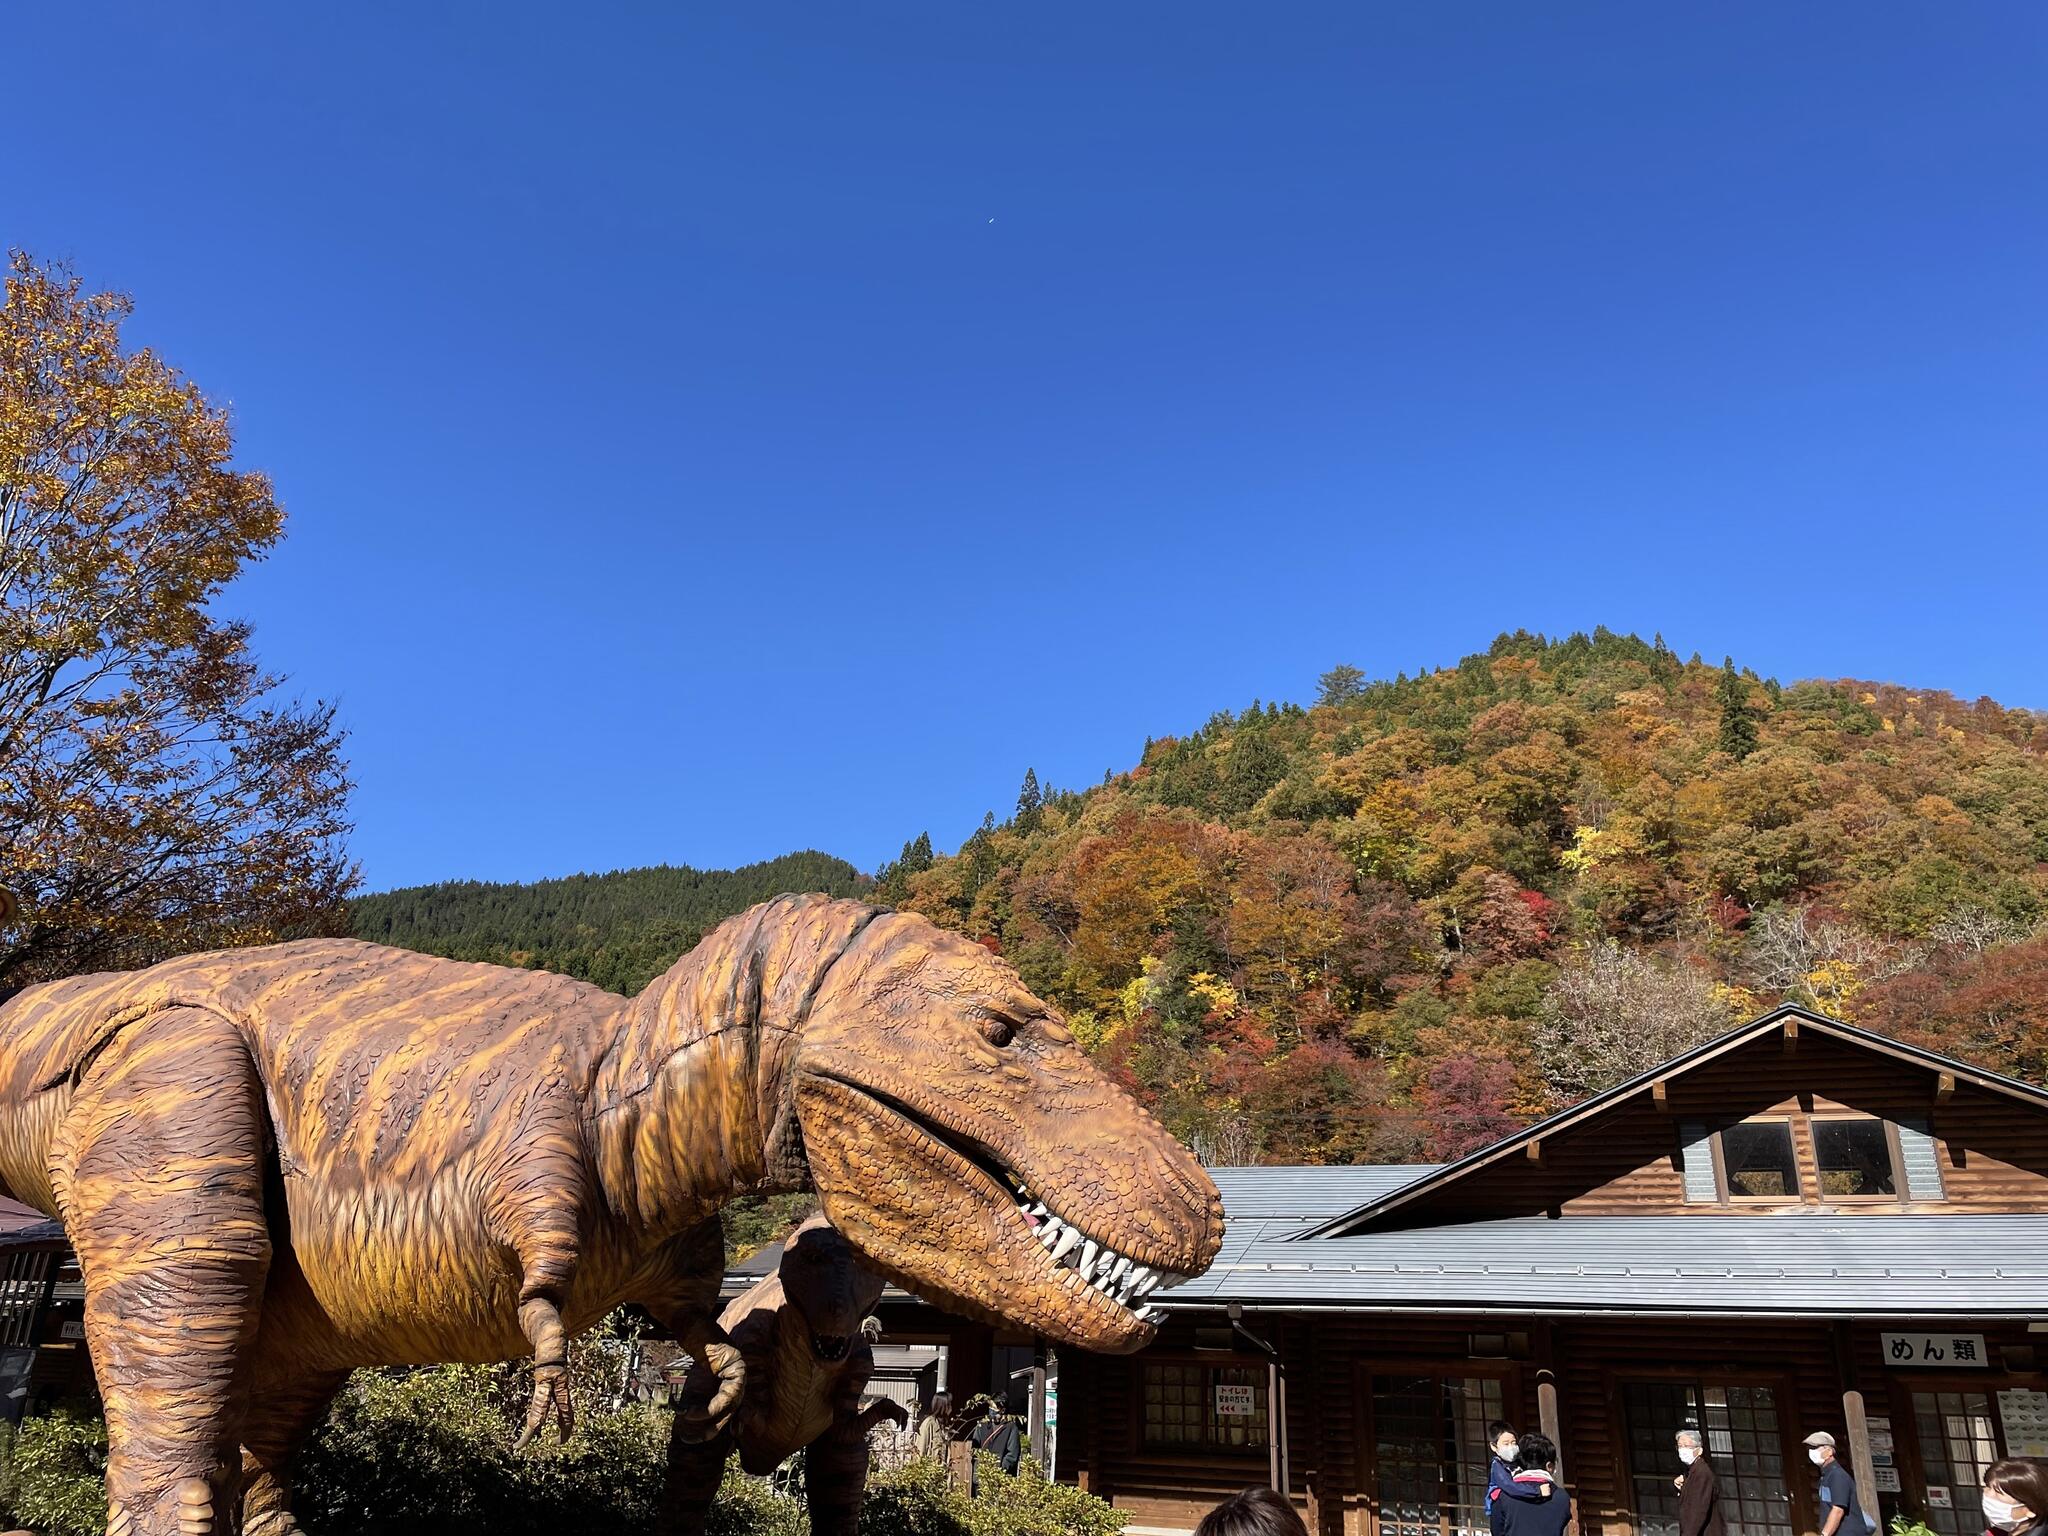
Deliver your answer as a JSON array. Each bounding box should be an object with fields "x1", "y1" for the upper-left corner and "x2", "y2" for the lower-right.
[
  {"x1": 1804, "y1": 1432, "x2": 1875, "y2": 1536},
  {"x1": 1487, "y1": 1422, "x2": 1521, "y2": 1536},
  {"x1": 1981, "y1": 1457, "x2": 2048, "y2": 1536},
  {"x1": 1672, "y1": 1429, "x2": 1726, "y2": 1536}
]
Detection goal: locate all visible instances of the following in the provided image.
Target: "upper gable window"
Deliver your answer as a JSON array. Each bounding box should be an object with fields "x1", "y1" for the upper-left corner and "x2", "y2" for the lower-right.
[
  {"x1": 1720, "y1": 1119, "x2": 1800, "y2": 1199},
  {"x1": 1814, "y1": 1116, "x2": 1897, "y2": 1198}
]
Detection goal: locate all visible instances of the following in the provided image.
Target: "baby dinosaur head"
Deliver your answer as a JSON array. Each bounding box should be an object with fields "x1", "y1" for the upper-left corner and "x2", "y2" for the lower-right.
[
  {"x1": 776, "y1": 1213, "x2": 885, "y2": 1363},
  {"x1": 788, "y1": 909, "x2": 1224, "y2": 1354}
]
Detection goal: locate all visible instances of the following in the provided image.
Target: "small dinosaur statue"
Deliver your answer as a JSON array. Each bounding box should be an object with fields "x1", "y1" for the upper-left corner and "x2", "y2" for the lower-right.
[
  {"x1": 666, "y1": 1214, "x2": 903, "y2": 1535},
  {"x1": 0, "y1": 894, "x2": 1222, "y2": 1536}
]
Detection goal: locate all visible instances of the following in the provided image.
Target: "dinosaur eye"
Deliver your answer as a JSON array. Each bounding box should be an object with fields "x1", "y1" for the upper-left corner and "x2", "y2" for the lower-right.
[{"x1": 980, "y1": 1015, "x2": 1017, "y2": 1048}]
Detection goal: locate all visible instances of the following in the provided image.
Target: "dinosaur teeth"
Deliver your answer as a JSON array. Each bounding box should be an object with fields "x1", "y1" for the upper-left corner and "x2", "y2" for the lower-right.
[
  {"x1": 1139, "y1": 1304, "x2": 1165, "y2": 1325},
  {"x1": 1079, "y1": 1239, "x2": 1099, "y2": 1276},
  {"x1": 1038, "y1": 1217, "x2": 1065, "y2": 1250},
  {"x1": 1051, "y1": 1226, "x2": 1082, "y2": 1264}
]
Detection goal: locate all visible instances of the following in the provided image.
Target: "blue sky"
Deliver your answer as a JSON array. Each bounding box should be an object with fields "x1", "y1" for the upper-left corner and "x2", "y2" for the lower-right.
[{"x1": 6, "y1": 4, "x2": 2045, "y2": 891}]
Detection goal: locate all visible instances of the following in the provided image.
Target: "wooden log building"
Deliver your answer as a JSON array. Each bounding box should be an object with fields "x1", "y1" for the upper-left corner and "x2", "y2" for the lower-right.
[{"x1": 829, "y1": 1007, "x2": 2048, "y2": 1536}]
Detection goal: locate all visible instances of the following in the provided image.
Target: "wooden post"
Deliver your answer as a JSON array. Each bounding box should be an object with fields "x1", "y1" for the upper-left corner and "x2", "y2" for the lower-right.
[
  {"x1": 1843, "y1": 1390, "x2": 1879, "y2": 1529},
  {"x1": 1539, "y1": 1372, "x2": 1565, "y2": 1483},
  {"x1": 946, "y1": 1438, "x2": 974, "y2": 1492}
]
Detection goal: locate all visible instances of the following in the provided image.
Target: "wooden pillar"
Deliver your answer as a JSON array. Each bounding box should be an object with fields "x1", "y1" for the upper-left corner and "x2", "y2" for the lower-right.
[
  {"x1": 1535, "y1": 1319, "x2": 1565, "y2": 1483},
  {"x1": 1843, "y1": 1390, "x2": 1879, "y2": 1526},
  {"x1": 1836, "y1": 1322, "x2": 1879, "y2": 1530}
]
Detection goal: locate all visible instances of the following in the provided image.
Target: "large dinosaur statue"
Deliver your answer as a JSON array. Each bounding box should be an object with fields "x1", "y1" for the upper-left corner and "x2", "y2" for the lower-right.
[
  {"x1": 666, "y1": 1214, "x2": 902, "y2": 1535},
  {"x1": 0, "y1": 894, "x2": 1223, "y2": 1536}
]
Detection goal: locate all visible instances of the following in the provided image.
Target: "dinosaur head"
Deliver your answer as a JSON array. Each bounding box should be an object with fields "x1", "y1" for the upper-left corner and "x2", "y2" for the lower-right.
[
  {"x1": 776, "y1": 1214, "x2": 885, "y2": 1364},
  {"x1": 789, "y1": 910, "x2": 1224, "y2": 1354}
]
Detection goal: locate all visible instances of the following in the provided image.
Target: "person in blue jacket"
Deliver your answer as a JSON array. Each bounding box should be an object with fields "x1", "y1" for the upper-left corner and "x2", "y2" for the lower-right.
[
  {"x1": 1487, "y1": 1422, "x2": 1521, "y2": 1536},
  {"x1": 1501, "y1": 1433, "x2": 1573, "y2": 1536}
]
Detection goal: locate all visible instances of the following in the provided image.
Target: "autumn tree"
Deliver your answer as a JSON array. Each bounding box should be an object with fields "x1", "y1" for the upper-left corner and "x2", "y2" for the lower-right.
[
  {"x1": 1717, "y1": 657, "x2": 1760, "y2": 760},
  {"x1": 1856, "y1": 933, "x2": 2048, "y2": 1082},
  {"x1": 0, "y1": 252, "x2": 355, "y2": 987},
  {"x1": 1536, "y1": 942, "x2": 1739, "y2": 1099}
]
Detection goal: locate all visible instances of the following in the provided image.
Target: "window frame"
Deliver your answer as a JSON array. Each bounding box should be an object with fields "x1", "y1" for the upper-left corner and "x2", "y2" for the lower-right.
[
  {"x1": 1136, "y1": 1353, "x2": 1271, "y2": 1458},
  {"x1": 1354, "y1": 1359, "x2": 1521, "y2": 1536},
  {"x1": 1713, "y1": 1116, "x2": 1804, "y2": 1204},
  {"x1": 1808, "y1": 1113, "x2": 1904, "y2": 1203}
]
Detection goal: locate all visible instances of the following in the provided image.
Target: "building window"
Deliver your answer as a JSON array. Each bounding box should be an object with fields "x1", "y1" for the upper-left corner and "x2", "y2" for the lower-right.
[
  {"x1": 1370, "y1": 1373, "x2": 1505, "y2": 1536},
  {"x1": 1142, "y1": 1362, "x2": 1267, "y2": 1452},
  {"x1": 1719, "y1": 1120, "x2": 1800, "y2": 1200},
  {"x1": 1913, "y1": 1390, "x2": 1998, "y2": 1536},
  {"x1": 1622, "y1": 1380, "x2": 1794, "y2": 1536},
  {"x1": 1813, "y1": 1117, "x2": 1897, "y2": 1198}
]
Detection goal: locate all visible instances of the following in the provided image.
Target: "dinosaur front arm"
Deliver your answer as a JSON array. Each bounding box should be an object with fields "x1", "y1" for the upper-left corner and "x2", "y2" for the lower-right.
[
  {"x1": 854, "y1": 1397, "x2": 908, "y2": 1434},
  {"x1": 671, "y1": 1310, "x2": 747, "y2": 1443}
]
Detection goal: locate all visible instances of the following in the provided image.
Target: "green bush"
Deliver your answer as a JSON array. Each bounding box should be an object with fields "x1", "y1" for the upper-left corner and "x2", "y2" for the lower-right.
[
  {"x1": 0, "y1": 1408, "x2": 109, "y2": 1536},
  {"x1": 860, "y1": 1456, "x2": 975, "y2": 1536},
  {"x1": 0, "y1": 1390, "x2": 1124, "y2": 1536},
  {"x1": 705, "y1": 1457, "x2": 806, "y2": 1536},
  {"x1": 966, "y1": 1454, "x2": 1126, "y2": 1536},
  {"x1": 293, "y1": 1362, "x2": 670, "y2": 1536},
  {"x1": 857, "y1": 1454, "x2": 1126, "y2": 1536}
]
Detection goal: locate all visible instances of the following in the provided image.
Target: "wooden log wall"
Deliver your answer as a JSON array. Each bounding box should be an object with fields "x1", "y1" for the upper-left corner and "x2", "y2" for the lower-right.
[{"x1": 1063, "y1": 1312, "x2": 2048, "y2": 1536}]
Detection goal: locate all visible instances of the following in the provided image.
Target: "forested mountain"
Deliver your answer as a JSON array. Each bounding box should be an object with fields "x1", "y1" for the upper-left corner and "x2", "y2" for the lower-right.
[
  {"x1": 871, "y1": 630, "x2": 2048, "y2": 1165},
  {"x1": 350, "y1": 632, "x2": 2048, "y2": 1174},
  {"x1": 351, "y1": 851, "x2": 865, "y2": 995}
]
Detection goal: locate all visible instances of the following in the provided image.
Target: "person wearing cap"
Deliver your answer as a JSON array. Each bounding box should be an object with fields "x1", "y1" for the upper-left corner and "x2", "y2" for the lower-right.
[{"x1": 1806, "y1": 1432, "x2": 1875, "y2": 1536}]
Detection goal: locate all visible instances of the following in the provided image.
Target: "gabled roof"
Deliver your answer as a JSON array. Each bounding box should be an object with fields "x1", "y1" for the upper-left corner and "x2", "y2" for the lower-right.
[{"x1": 1299, "y1": 1004, "x2": 2048, "y2": 1240}]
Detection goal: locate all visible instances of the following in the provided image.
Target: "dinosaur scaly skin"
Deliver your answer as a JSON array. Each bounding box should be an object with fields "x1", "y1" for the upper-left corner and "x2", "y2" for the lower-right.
[
  {"x1": 668, "y1": 1215, "x2": 902, "y2": 1536},
  {"x1": 0, "y1": 894, "x2": 1223, "y2": 1536}
]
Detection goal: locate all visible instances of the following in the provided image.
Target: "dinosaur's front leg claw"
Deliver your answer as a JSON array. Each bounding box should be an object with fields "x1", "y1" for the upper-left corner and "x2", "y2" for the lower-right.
[
  {"x1": 515, "y1": 1360, "x2": 574, "y2": 1449},
  {"x1": 676, "y1": 1341, "x2": 746, "y2": 1445}
]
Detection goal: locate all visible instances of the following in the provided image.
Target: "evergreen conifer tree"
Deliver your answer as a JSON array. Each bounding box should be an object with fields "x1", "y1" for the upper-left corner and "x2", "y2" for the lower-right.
[
  {"x1": 1718, "y1": 657, "x2": 1760, "y2": 759},
  {"x1": 1015, "y1": 769, "x2": 1043, "y2": 832}
]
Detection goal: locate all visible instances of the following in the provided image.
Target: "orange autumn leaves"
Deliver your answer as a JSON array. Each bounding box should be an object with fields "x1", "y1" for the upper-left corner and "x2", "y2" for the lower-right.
[{"x1": 0, "y1": 251, "x2": 355, "y2": 988}]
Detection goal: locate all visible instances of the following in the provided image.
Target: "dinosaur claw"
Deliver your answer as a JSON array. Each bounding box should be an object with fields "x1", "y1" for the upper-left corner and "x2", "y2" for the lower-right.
[
  {"x1": 676, "y1": 1340, "x2": 747, "y2": 1443},
  {"x1": 515, "y1": 1361, "x2": 572, "y2": 1451}
]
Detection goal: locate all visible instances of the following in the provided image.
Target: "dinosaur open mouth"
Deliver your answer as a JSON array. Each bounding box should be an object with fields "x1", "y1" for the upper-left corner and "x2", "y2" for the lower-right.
[{"x1": 805, "y1": 1073, "x2": 1187, "y2": 1328}]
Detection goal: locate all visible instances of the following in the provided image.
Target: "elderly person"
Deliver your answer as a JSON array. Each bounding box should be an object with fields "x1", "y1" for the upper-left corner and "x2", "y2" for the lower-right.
[
  {"x1": 1673, "y1": 1429, "x2": 1726, "y2": 1536},
  {"x1": 1805, "y1": 1431, "x2": 1874, "y2": 1536}
]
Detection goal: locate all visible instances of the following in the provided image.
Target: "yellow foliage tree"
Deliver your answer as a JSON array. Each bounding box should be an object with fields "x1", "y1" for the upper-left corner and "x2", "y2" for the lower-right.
[{"x1": 0, "y1": 252, "x2": 356, "y2": 986}]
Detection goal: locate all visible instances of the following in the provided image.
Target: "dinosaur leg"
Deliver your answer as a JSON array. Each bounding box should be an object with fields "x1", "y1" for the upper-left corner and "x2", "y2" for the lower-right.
[
  {"x1": 55, "y1": 1008, "x2": 272, "y2": 1536},
  {"x1": 806, "y1": 1409, "x2": 876, "y2": 1536},
  {"x1": 660, "y1": 1427, "x2": 732, "y2": 1536},
  {"x1": 491, "y1": 1134, "x2": 589, "y2": 1446},
  {"x1": 238, "y1": 1367, "x2": 348, "y2": 1536},
  {"x1": 645, "y1": 1217, "x2": 747, "y2": 1444}
]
